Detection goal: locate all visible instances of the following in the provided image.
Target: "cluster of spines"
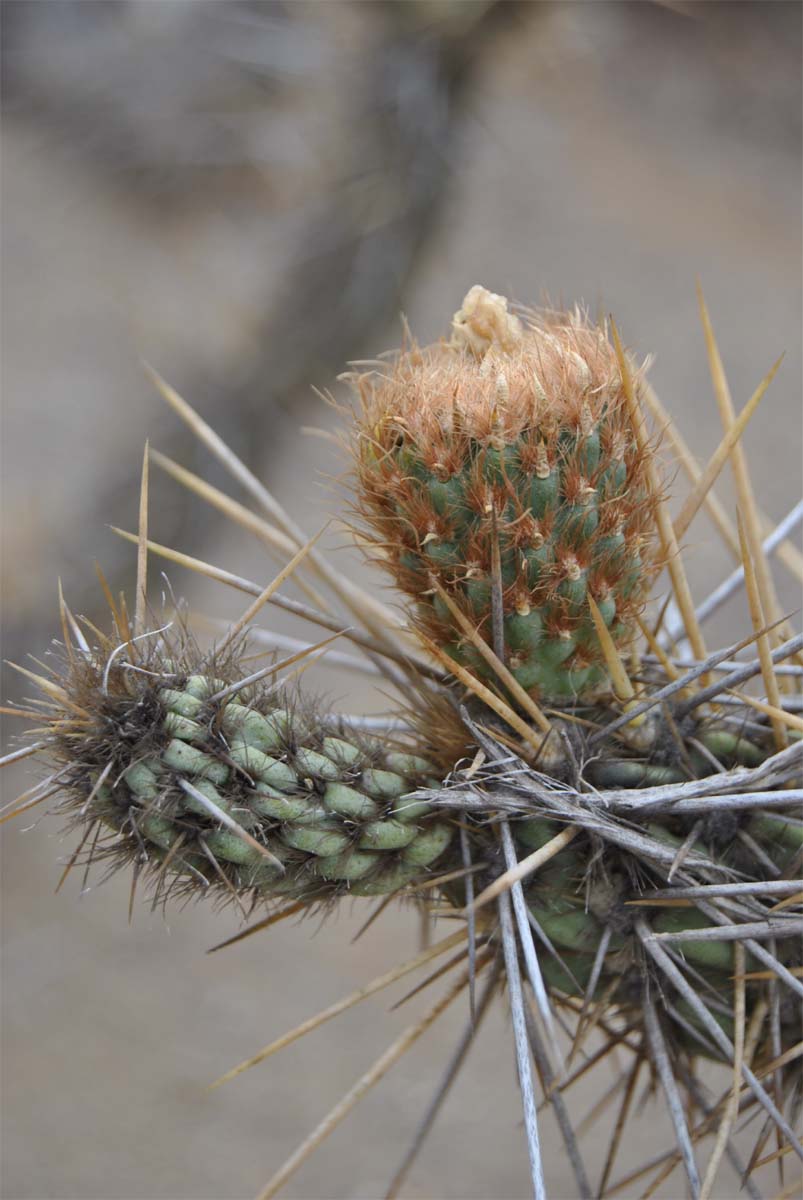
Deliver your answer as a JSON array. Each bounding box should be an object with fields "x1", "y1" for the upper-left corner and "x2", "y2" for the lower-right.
[{"x1": 497, "y1": 770, "x2": 802, "y2": 1068}]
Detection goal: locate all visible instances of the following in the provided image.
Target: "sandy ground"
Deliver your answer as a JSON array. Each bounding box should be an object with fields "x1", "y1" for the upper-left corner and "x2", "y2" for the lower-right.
[{"x1": 2, "y1": 4, "x2": 801, "y2": 1198}]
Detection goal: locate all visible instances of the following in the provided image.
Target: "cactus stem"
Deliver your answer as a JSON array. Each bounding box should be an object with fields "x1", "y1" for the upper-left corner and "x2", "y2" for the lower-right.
[{"x1": 430, "y1": 578, "x2": 552, "y2": 735}]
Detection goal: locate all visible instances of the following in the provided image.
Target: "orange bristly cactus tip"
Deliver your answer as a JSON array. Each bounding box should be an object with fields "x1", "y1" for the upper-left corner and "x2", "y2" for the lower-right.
[{"x1": 350, "y1": 285, "x2": 663, "y2": 701}]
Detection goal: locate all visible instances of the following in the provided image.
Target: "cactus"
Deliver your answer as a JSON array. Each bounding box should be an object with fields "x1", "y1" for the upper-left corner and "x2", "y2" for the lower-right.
[
  {"x1": 351, "y1": 286, "x2": 661, "y2": 699},
  {"x1": 43, "y1": 626, "x2": 453, "y2": 906},
  {"x1": 4, "y1": 286, "x2": 802, "y2": 1199}
]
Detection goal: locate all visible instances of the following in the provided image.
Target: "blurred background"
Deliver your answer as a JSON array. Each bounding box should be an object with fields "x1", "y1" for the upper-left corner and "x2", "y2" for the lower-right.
[{"x1": 2, "y1": 3, "x2": 801, "y2": 1197}]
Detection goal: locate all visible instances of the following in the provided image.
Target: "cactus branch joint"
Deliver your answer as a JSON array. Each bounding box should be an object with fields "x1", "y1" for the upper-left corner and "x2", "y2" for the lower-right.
[{"x1": 4, "y1": 285, "x2": 802, "y2": 1200}]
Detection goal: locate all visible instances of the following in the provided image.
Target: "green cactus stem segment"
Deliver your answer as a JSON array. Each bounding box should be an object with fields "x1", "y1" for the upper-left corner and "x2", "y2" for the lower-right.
[
  {"x1": 352, "y1": 286, "x2": 661, "y2": 701},
  {"x1": 55, "y1": 662, "x2": 454, "y2": 905}
]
